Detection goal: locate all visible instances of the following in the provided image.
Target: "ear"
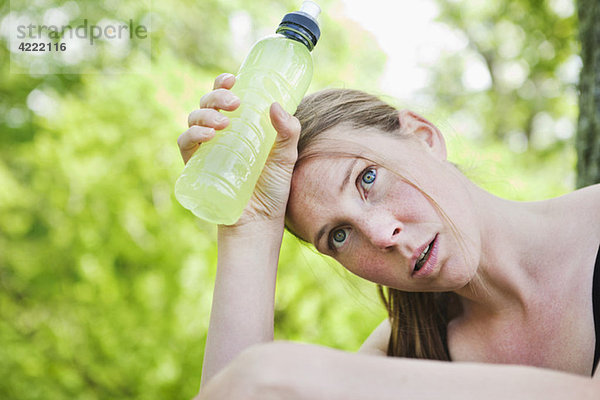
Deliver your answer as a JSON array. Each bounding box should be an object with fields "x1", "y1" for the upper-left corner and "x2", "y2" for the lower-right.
[{"x1": 398, "y1": 109, "x2": 447, "y2": 160}]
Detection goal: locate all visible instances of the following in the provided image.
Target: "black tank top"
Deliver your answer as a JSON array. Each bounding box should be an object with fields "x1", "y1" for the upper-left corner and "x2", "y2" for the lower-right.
[{"x1": 592, "y1": 243, "x2": 600, "y2": 375}]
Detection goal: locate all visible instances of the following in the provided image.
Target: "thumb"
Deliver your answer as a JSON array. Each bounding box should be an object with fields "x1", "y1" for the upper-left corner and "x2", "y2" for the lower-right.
[{"x1": 269, "y1": 102, "x2": 301, "y2": 146}]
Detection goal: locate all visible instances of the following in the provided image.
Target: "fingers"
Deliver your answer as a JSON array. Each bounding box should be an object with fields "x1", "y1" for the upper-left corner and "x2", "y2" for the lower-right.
[
  {"x1": 183, "y1": 105, "x2": 231, "y2": 164},
  {"x1": 213, "y1": 73, "x2": 235, "y2": 90},
  {"x1": 200, "y1": 73, "x2": 238, "y2": 110},
  {"x1": 178, "y1": 73, "x2": 237, "y2": 165},
  {"x1": 270, "y1": 103, "x2": 301, "y2": 142},
  {"x1": 200, "y1": 89, "x2": 240, "y2": 111},
  {"x1": 177, "y1": 126, "x2": 216, "y2": 164},
  {"x1": 269, "y1": 102, "x2": 301, "y2": 164},
  {"x1": 188, "y1": 108, "x2": 229, "y2": 129},
  {"x1": 180, "y1": 78, "x2": 302, "y2": 168}
]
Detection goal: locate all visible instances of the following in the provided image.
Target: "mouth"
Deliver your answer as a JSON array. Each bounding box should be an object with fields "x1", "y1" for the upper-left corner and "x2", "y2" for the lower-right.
[{"x1": 413, "y1": 234, "x2": 438, "y2": 275}]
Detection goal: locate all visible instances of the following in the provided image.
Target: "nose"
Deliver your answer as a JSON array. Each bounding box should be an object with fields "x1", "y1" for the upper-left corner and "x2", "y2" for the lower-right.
[{"x1": 361, "y1": 216, "x2": 403, "y2": 250}]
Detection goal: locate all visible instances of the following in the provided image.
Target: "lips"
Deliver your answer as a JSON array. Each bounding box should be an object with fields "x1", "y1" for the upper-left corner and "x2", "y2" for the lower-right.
[{"x1": 412, "y1": 234, "x2": 439, "y2": 277}]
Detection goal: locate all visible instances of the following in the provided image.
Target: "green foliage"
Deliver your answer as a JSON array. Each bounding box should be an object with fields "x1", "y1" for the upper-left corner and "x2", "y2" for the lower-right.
[
  {"x1": 0, "y1": 0, "x2": 581, "y2": 398},
  {"x1": 1, "y1": 59, "x2": 214, "y2": 398},
  {"x1": 1, "y1": 1, "x2": 387, "y2": 398},
  {"x1": 426, "y1": 0, "x2": 578, "y2": 198}
]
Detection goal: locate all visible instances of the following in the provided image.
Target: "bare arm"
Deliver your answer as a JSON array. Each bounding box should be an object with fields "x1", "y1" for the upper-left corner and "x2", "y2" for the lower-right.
[
  {"x1": 199, "y1": 341, "x2": 599, "y2": 400},
  {"x1": 179, "y1": 73, "x2": 301, "y2": 388},
  {"x1": 200, "y1": 221, "x2": 284, "y2": 384},
  {"x1": 357, "y1": 319, "x2": 389, "y2": 356}
]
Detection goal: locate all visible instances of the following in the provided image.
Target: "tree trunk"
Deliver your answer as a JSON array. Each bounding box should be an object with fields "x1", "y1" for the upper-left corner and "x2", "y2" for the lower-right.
[{"x1": 576, "y1": 0, "x2": 600, "y2": 187}]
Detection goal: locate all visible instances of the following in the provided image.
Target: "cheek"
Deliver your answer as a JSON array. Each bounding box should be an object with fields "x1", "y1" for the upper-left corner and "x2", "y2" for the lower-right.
[
  {"x1": 446, "y1": 242, "x2": 480, "y2": 283},
  {"x1": 343, "y1": 251, "x2": 399, "y2": 286},
  {"x1": 426, "y1": 232, "x2": 480, "y2": 291},
  {"x1": 380, "y1": 178, "x2": 437, "y2": 223}
]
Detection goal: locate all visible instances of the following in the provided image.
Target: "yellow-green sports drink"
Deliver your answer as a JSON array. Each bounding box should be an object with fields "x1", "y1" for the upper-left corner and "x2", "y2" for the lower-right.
[{"x1": 175, "y1": 1, "x2": 321, "y2": 224}]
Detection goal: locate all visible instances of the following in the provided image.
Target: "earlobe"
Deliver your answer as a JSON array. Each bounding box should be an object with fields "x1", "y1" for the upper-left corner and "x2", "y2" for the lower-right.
[{"x1": 398, "y1": 110, "x2": 447, "y2": 160}]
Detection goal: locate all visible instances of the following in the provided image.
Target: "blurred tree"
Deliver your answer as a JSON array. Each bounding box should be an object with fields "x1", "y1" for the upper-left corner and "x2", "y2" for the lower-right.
[
  {"x1": 0, "y1": 1, "x2": 388, "y2": 399},
  {"x1": 431, "y1": 0, "x2": 577, "y2": 142},
  {"x1": 425, "y1": 0, "x2": 579, "y2": 200},
  {"x1": 575, "y1": 0, "x2": 600, "y2": 186}
]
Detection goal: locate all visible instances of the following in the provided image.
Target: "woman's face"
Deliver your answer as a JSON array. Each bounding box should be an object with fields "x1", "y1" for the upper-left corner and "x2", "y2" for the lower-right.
[{"x1": 286, "y1": 122, "x2": 481, "y2": 292}]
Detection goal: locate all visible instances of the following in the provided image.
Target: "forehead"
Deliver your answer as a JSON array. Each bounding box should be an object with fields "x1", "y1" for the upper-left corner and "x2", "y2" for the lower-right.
[
  {"x1": 286, "y1": 125, "x2": 407, "y2": 242},
  {"x1": 287, "y1": 156, "x2": 354, "y2": 242},
  {"x1": 290, "y1": 156, "x2": 352, "y2": 208}
]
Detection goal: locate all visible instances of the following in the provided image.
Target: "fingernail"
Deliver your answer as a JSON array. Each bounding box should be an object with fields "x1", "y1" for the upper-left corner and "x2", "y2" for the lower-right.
[
  {"x1": 276, "y1": 103, "x2": 289, "y2": 120},
  {"x1": 226, "y1": 96, "x2": 239, "y2": 106},
  {"x1": 219, "y1": 73, "x2": 234, "y2": 85},
  {"x1": 216, "y1": 115, "x2": 228, "y2": 124}
]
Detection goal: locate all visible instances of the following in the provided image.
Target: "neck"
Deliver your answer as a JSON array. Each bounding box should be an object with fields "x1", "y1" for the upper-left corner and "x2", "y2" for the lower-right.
[{"x1": 452, "y1": 180, "x2": 568, "y2": 318}]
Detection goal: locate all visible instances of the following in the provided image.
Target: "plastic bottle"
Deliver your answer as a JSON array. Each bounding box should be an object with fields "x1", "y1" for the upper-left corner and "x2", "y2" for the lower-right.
[{"x1": 175, "y1": 1, "x2": 321, "y2": 224}]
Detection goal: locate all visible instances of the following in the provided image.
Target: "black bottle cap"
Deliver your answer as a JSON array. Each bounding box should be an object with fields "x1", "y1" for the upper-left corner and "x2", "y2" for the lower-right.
[{"x1": 276, "y1": 1, "x2": 321, "y2": 51}]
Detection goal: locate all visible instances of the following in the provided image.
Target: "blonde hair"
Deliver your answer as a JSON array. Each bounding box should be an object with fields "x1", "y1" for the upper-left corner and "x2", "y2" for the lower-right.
[{"x1": 289, "y1": 88, "x2": 460, "y2": 361}]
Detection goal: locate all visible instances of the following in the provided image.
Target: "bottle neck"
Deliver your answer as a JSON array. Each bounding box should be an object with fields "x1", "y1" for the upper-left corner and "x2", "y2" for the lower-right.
[{"x1": 276, "y1": 24, "x2": 316, "y2": 51}]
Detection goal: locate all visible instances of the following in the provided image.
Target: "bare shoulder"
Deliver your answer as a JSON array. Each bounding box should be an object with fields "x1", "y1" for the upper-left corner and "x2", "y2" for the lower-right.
[
  {"x1": 572, "y1": 183, "x2": 600, "y2": 207},
  {"x1": 553, "y1": 183, "x2": 600, "y2": 236},
  {"x1": 558, "y1": 183, "x2": 600, "y2": 205},
  {"x1": 358, "y1": 319, "x2": 390, "y2": 356},
  {"x1": 594, "y1": 367, "x2": 600, "y2": 388},
  {"x1": 574, "y1": 184, "x2": 600, "y2": 236},
  {"x1": 577, "y1": 183, "x2": 600, "y2": 199}
]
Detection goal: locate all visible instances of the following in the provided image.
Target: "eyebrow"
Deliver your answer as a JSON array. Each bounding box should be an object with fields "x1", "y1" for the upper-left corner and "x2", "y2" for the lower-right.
[
  {"x1": 339, "y1": 158, "x2": 359, "y2": 194},
  {"x1": 313, "y1": 158, "x2": 360, "y2": 250},
  {"x1": 314, "y1": 225, "x2": 328, "y2": 253}
]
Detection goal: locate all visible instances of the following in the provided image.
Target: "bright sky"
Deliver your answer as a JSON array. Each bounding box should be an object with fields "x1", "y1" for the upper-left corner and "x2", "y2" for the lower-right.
[
  {"x1": 225, "y1": 0, "x2": 490, "y2": 104},
  {"x1": 338, "y1": 0, "x2": 489, "y2": 102}
]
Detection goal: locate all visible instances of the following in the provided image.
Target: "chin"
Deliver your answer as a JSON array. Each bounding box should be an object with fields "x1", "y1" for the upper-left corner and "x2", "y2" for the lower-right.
[
  {"x1": 435, "y1": 262, "x2": 477, "y2": 291},
  {"x1": 449, "y1": 271, "x2": 478, "y2": 291}
]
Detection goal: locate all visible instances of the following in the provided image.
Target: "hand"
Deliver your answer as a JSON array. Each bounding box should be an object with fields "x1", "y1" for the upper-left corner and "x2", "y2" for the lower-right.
[{"x1": 178, "y1": 73, "x2": 301, "y2": 227}]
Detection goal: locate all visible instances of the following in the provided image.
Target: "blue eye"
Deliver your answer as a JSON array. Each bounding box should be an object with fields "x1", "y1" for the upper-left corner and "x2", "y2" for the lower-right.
[
  {"x1": 330, "y1": 227, "x2": 350, "y2": 249},
  {"x1": 360, "y1": 168, "x2": 377, "y2": 190}
]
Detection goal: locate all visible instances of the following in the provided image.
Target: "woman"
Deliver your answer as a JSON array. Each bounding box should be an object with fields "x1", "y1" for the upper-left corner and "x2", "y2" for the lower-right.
[{"x1": 179, "y1": 73, "x2": 600, "y2": 399}]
